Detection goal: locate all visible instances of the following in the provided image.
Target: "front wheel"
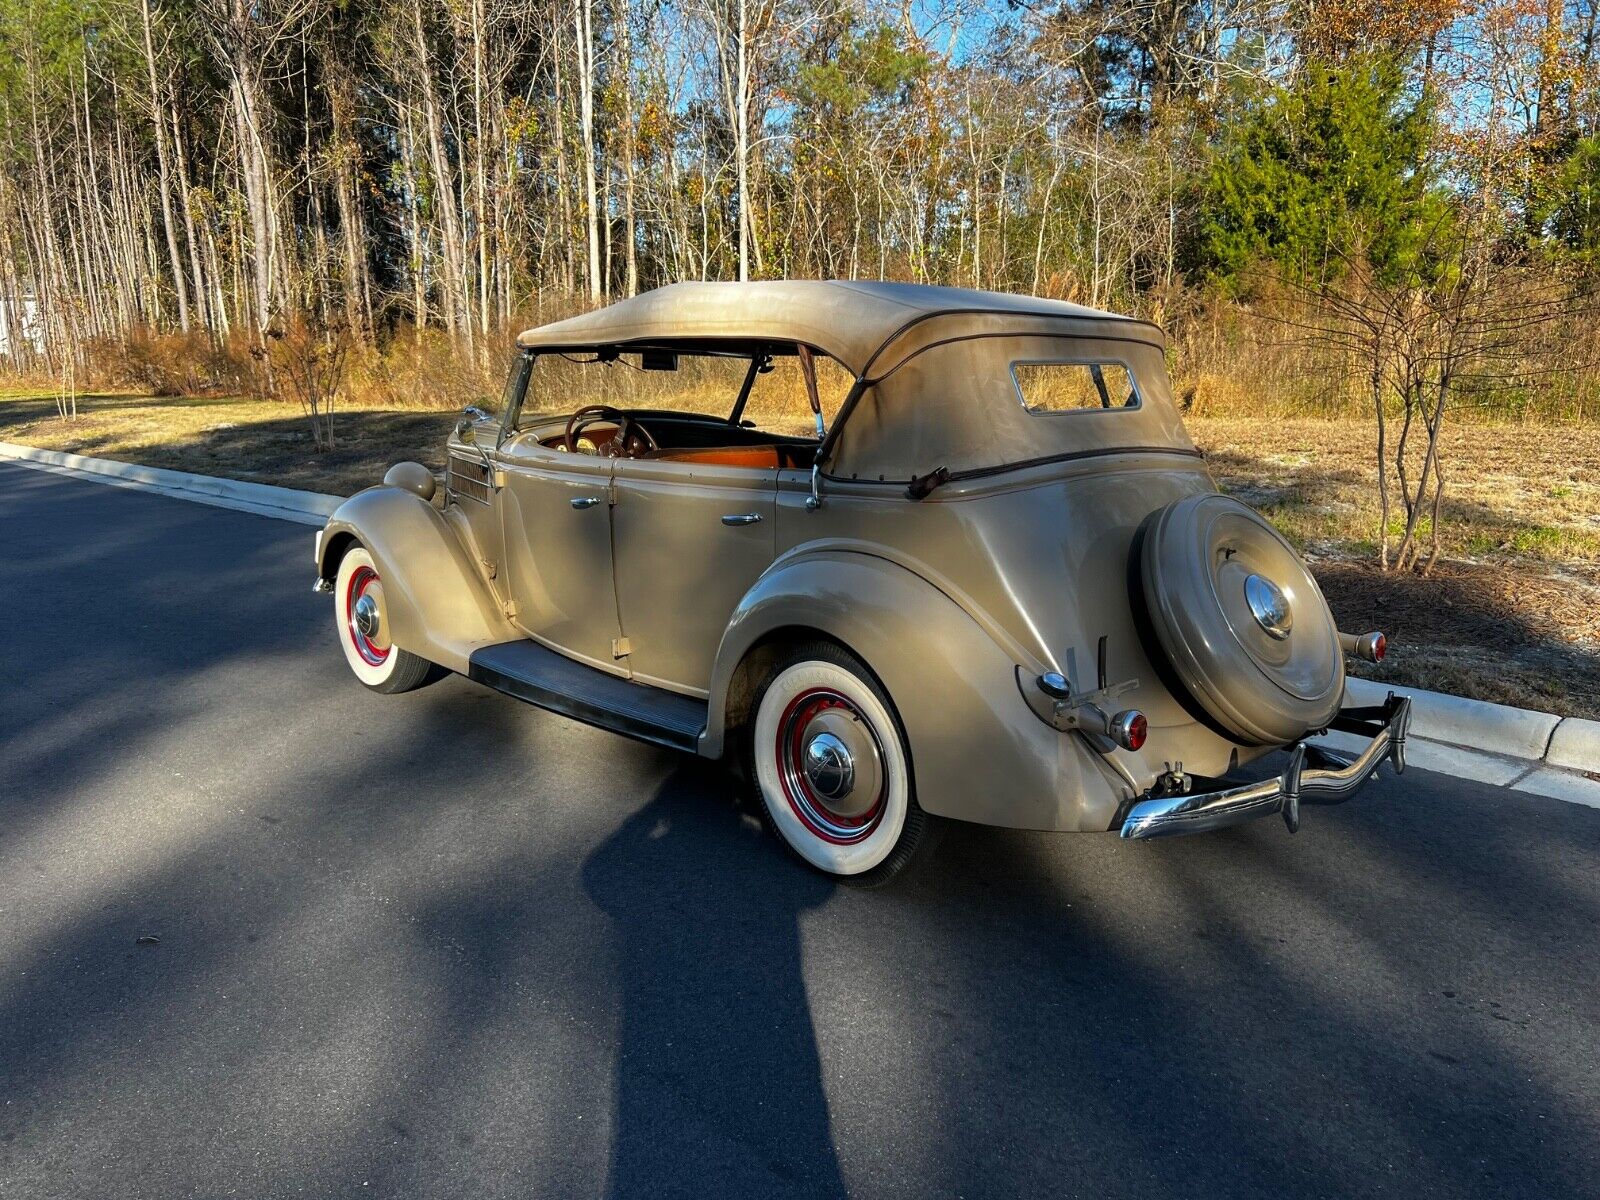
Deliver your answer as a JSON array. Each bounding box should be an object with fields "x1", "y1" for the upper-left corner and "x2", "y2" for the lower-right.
[
  {"x1": 333, "y1": 546, "x2": 443, "y2": 694},
  {"x1": 748, "y1": 642, "x2": 932, "y2": 886}
]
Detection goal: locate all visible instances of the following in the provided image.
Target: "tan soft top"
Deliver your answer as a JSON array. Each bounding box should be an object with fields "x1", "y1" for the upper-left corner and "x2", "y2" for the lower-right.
[
  {"x1": 516, "y1": 280, "x2": 1161, "y2": 378},
  {"x1": 519, "y1": 281, "x2": 1190, "y2": 481}
]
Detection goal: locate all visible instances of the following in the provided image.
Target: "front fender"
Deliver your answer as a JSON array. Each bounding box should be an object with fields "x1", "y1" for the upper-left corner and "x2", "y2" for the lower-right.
[
  {"x1": 704, "y1": 550, "x2": 1130, "y2": 832},
  {"x1": 317, "y1": 488, "x2": 516, "y2": 674}
]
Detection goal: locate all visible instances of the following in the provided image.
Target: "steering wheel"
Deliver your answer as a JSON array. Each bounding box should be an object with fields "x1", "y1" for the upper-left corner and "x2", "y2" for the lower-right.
[{"x1": 563, "y1": 404, "x2": 659, "y2": 458}]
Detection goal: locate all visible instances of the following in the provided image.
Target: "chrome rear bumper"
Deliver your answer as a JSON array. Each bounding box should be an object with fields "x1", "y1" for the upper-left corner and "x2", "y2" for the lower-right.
[{"x1": 1118, "y1": 693, "x2": 1411, "y2": 841}]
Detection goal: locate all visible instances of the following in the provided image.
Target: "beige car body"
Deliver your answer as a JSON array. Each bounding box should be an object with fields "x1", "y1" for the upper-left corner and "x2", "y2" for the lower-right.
[{"x1": 316, "y1": 282, "x2": 1405, "y2": 839}]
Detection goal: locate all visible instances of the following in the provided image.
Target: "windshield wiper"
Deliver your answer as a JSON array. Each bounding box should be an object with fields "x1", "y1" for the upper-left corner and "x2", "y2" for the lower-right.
[{"x1": 906, "y1": 465, "x2": 951, "y2": 500}]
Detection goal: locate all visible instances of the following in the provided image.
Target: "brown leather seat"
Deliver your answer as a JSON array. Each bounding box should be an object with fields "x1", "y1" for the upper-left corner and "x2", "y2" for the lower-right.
[{"x1": 649, "y1": 446, "x2": 783, "y2": 468}]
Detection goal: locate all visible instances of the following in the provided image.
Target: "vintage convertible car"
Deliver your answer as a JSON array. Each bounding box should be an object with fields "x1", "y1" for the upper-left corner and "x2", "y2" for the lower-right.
[{"x1": 313, "y1": 281, "x2": 1409, "y2": 883}]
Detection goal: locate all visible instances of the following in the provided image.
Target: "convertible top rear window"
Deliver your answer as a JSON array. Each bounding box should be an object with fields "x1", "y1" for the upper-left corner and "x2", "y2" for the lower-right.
[{"x1": 1012, "y1": 360, "x2": 1141, "y2": 413}]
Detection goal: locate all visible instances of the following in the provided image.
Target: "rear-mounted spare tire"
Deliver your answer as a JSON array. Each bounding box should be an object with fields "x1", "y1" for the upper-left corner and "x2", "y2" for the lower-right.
[{"x1": 1133, "y1": 493, "x2": 1344, "y2": 746}]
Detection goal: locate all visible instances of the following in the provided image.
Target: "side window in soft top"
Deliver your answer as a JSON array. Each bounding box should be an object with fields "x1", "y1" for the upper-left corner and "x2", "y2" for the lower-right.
[{"x1": 1012, "y1": 361, "x2": 1140, "y2": 413}]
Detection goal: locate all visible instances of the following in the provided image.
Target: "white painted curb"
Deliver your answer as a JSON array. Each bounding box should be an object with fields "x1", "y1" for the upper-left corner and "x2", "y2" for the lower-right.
[
  {"x1": 0, "y1": 440, "x2": 342, "y2": 527},
  {"x1": 1546, "y1": 718, "x2": 1600, "y2": 773},
  {"x1": 1345, "y1": 677, "x2": 1561, "y2": 761},
  {"x1": 1337, "y1": 676, "x2": 1600, "y2": 792}
]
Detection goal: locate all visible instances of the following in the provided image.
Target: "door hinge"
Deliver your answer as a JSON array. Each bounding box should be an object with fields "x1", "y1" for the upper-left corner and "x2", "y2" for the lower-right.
[
  {"x1": 611, "y1": 636, "x2": 631, "y2": 659},
  {"x1": 606, "y1": 480, "x2": 619, "y2": 506},
  {"x1": 503, "y1": 599, "x2": 518, "y2": 618}
]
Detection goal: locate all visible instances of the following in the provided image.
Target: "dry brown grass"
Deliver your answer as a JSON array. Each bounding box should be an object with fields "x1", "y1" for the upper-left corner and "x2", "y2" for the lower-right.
[
  {"x1": 0, "y1": 391, "x2": 456, "y2": 495},
  {"x1": 1190, "y1": 417, "x2": 1600, "y2": 566}
]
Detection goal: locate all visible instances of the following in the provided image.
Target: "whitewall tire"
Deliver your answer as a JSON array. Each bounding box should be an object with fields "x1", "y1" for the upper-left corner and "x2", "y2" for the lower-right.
[
  {"x1": 333, "y1": 546, "x2": 441, "y2": 694},
  {"x1": 750, "y1": 643, "x2": 931, "y2": 885}
]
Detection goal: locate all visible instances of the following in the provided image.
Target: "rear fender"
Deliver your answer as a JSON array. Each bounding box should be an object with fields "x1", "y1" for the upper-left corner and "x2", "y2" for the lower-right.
[
  {"x1": 705, "y1": 550, "x2": 1128, "y2": 832},
  {"x1": 316, "y1": 488, "x2": 516, "y2": 673}
]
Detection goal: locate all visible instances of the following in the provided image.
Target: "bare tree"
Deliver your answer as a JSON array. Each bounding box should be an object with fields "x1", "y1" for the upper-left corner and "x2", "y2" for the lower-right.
[{"x1": 1286, "y1": 235, "x2": 1590, "y2": 573}]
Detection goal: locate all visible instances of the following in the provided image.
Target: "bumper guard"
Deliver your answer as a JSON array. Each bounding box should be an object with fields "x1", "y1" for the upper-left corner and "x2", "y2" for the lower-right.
[{"x1": 1118, "y1": 693, "x2": 1411, "y2": 841}]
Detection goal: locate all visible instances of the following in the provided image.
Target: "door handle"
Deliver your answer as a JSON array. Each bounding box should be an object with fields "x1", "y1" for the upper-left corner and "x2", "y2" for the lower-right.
[
  {"x1": 571, "y1": 496, "x2": 603, "y2": 509},
  {"x1": 721, "y1": 513, "x2": 763, "y2": 526}
]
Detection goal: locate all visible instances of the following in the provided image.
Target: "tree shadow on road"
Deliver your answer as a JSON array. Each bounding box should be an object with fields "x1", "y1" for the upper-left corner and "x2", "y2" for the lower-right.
[{"x1": 582, "y1": 763, "x2": 846, "y2": 1198}]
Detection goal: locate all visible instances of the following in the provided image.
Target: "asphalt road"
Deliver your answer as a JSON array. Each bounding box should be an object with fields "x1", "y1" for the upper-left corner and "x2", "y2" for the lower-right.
[{"x1": 2, "y1": 459, "x2": 1598, "y2": 1200}]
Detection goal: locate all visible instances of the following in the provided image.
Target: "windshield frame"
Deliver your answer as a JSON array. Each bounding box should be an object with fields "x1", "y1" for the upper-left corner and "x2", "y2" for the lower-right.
[
  {"x1": 501, "y1": 339, "x2": 840, "y2": 441},
  {"x1": 494, "y1": 350, "x2": 535, "y2": 448}
]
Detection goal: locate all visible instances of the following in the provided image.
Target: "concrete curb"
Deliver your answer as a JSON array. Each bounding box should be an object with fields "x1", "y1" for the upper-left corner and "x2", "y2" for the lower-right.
[
  {"x1": 0, "y1": 440, "x2": 342, "y2": 527},
  {"x1": 1339, "y1": 675, "x2": 1599, "y2": 785},
  {"x1": 1546, "y1": 717, "x2": 1600, "y2": 773},
  {"x1": 1345, "y1": 677, "x2": 1562, "y2": 760}
]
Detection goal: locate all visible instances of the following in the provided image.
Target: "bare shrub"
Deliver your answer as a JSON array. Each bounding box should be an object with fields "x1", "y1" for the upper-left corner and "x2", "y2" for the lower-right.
[
  {"x1": 83, "y1": 325, "x2": 253, "y2": 397},
  {"x1": 260, "y1": 316, "x2": 351, "y2": 451},
  {"x1": 1283, "y1": 239, "x2": 1592, "y2": 574}
]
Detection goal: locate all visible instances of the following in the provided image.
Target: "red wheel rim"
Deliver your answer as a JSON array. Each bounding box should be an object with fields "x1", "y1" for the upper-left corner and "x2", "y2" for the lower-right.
[
  {"x1": 774, "y1": 688, "x2": 887, "y2": 845},
  {"x1": 345, "y1": 564, "x2": 390, "y2": 666}
]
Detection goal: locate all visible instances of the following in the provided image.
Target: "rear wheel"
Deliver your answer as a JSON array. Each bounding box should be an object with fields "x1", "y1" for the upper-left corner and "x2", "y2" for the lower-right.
[
  {"x1": 748, "y1": 642, "x2": 931, "y2": 886},
  {"x1": 333, "y1": 546, "x2": 442, "y2": 694}
]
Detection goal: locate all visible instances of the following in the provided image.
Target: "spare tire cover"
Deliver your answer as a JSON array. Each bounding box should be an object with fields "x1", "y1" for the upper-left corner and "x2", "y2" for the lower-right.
[{"x1": 1136, "y1": 493, "x2": 1344, "y2": 745}]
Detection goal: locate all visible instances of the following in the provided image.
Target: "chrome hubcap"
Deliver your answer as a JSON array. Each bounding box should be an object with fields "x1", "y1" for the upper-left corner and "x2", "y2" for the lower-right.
[
  {"x1": 777, "y1": 688, "x2": 888, "y2": 841},
  {"x1": 1244, "y1": 573, "x2": 1293, "y2": 640},
  {"x1": 344, "y1": 564, "x2": 391, "y2": 665},
  {"x1": 353, "y1": 593, "x2": 381, "y2": 640},
  {"x1": 803, "y1": 731, "x2": 856, "y2": 801},
  {"x1": 797, "y1": 707, "x2": 882, "y2": 820}
]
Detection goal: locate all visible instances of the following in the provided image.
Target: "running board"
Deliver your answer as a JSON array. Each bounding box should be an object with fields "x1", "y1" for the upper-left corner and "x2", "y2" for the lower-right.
[{"x1": 467, "y1": 639, "x2": 707, "y2": 753}]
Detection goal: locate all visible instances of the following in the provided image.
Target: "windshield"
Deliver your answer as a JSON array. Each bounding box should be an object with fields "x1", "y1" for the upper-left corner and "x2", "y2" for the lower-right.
[
  {"x1": 495, "y1": 353, "x2": 531, "y2": 419},
  {"x1": 514, "y1": 345, "x2": 852, "y2": 437}
]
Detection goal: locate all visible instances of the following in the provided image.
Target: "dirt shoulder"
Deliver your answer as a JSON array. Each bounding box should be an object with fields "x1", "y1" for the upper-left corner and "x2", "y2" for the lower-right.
[{"x1": 5, "y1": 394, "x2": 1596, "y2": 718}]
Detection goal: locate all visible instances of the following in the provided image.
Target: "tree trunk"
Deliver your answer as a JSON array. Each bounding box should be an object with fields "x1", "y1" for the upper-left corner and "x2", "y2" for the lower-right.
[
  {"x1": 141, "y1": 0, "x2": 190, "y2": 331},
  {"x1": 168, "y1": 100, "x2": 211, "y2": 333},
  {"x1": 574, "y1": 0, "x2": 603, "y2": 301},
  {"x1": 411, "y1": 0, "x2": 471, "y2": 343},
  {"x1": 327, "y1": 69, "x2": 370, "y2": 343},
  {"x1": 616, "y1": 0, "x2": 639, "y2": 296}
]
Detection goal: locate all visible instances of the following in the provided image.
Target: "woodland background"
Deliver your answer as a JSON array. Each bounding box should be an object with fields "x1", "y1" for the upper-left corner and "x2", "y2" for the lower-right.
[{"x1": 0, "y1": 0, "x2": 1595, "y2": 402}]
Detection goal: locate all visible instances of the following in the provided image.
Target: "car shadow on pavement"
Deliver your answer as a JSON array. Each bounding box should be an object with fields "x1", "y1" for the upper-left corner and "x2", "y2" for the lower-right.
[{"x1": 582, "y1": 762, "x2": 848, "y2": 1198}]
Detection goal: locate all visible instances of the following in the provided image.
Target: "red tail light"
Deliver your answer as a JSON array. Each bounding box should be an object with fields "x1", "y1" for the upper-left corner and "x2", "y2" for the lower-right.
[
  {"x1": 1111, "y1": 710, "x2": 1148, "y2": 752},
  {"x1": 1339, "y1": 631, "x2": 1387, "y2": 662}
]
